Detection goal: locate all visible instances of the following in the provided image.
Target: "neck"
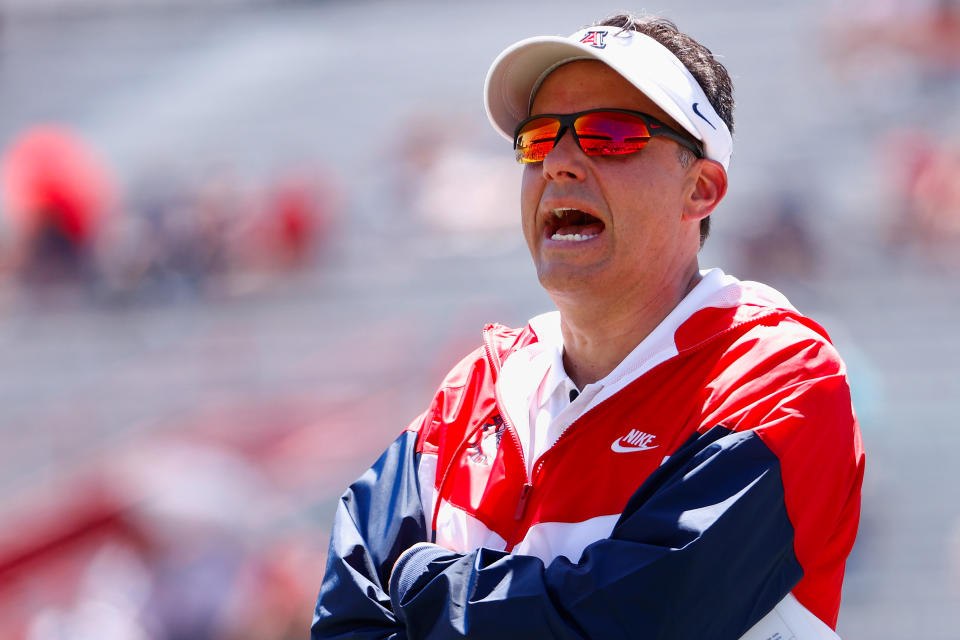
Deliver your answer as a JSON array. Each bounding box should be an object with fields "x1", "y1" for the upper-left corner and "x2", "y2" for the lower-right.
[{"x1": 555, "y1": 264, "x2": 702, "y2": 389}]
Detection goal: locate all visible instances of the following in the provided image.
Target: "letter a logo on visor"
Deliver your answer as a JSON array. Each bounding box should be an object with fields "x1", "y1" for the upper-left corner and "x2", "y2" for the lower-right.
[{"x1": 579, "y1": 30, "x2": 607, "y2": 49}]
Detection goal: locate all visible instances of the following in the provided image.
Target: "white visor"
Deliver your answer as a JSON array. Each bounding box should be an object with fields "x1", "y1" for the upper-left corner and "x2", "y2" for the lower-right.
[{"x1": 484, "y1": 26, "x2": 733, "y2": 170}]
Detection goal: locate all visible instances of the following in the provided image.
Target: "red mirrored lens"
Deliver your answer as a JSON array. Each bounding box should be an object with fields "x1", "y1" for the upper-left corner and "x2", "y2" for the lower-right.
[
  {"x1": 574, "y1": 111, "x2": 651, "y2": 156},
  {"x1": 515, "y1": 117, "x2": 561, "y2": 164}
]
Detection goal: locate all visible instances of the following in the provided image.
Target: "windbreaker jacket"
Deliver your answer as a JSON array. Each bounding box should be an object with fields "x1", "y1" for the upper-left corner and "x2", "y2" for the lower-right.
[{"x1": 312, "y1": 276, "x2": 865, "y2": 640}]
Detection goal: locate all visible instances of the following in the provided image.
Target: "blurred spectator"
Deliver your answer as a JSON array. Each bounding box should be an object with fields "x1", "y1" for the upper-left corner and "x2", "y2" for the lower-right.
[
  {"x1": 265, "y1": 175, "x2": 318, "y2": 269},
  {"x1": 0, "y1": 125, "x2": 116, "y2": 293},
  {"x1": 736, "y1": 191, "x2": 821, "y2": 284},
  {"x1": 233, "y1": 168, "x2": 341, "y2": 276},
  {"x1": 189, "y1": 167, "x2": 245, "y2": 283},
  {"x1": 882, "y1": 128, "x2": 960, "y2": 267},
  {"x1": 97, "y1": 169, "x2": 207, "y2": 303}
]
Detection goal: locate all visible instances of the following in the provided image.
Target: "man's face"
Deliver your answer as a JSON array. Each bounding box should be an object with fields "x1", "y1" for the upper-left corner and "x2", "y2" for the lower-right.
[{"x1": 520, "y1": 60, "x2": 703, "y2": 303}]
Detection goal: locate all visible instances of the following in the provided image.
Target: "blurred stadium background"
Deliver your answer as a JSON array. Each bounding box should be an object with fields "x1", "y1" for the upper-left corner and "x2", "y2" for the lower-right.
[{"x1": 0, "y1": 0, "x2": 958, "y2": 637}]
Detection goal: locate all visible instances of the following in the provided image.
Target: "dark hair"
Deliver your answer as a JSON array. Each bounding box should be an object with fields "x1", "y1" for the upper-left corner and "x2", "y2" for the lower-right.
[{"x1": 594, "y1": 13, "x2": 734, "y2": 246}]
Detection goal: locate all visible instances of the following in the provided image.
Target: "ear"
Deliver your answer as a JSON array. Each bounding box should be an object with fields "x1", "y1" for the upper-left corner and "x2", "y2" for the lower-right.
[{"x1": 682, "y1": 159, "x2": 727, "y2": 222}]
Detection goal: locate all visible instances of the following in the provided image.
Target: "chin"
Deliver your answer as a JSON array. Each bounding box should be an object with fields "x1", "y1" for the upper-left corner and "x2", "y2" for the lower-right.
[{"x1": 536, "y1": 267, "x2": 601, "y2": 298}]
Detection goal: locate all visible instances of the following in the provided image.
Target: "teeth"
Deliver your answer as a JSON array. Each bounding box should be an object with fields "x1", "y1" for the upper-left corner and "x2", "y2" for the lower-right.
[
  {"x1": 552, "y1": 232, "x2": 598, "y2": 242},
  {"x1": 551, "y1": 207, "x2": 579, "y2": 219}
]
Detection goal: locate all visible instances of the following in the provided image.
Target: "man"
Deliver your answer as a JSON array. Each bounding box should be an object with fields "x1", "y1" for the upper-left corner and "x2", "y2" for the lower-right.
[{"x1": 312, "y1": 13, "x2": 864, "y2": 640}]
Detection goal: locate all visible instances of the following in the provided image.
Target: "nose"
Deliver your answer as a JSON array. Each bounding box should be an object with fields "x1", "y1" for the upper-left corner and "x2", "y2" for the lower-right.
[{"x1": 541, "y1": 128, "x2": 587, "y2": 182}]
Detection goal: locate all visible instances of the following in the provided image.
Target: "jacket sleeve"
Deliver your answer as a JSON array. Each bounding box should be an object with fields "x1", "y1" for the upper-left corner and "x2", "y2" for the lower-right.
[
  {"x1": 387, "y1": 374, "x2": 864, "y2": 640},
  {"x1": 311, "y1": 427, "x2": 429, "y2": 640}
]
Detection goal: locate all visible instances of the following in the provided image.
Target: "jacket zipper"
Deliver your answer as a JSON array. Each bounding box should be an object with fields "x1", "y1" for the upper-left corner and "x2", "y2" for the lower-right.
[
  {"x1": 513, "y1": 483, "x2": 533, "y2": 520},
  {"x1": 484, "y1": 327, "x2": 536, "y2": 542},
  {"x1": 432, "y1": 325, "x2": 531, "y2": 537}
]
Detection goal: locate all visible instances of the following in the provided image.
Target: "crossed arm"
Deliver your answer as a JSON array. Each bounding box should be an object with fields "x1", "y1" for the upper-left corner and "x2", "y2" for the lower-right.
[{"x1": 311, "y1": 419, "x2": 836, "y2": 640}]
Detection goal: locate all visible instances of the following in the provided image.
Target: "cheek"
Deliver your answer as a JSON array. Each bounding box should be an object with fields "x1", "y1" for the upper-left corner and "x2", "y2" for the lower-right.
[
  {"x1": 605, "y1": 177, "x2": 682, "y2": 248},
  {"x1": 520, "y1": 167, "x2": 542, "y2": 232},
  {"x1": 606, "y1": 162, "x2": 685, "y2": 223}
]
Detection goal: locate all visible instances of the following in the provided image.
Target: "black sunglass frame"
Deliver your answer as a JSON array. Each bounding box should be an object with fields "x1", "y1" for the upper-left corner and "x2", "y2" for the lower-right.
[{"x1": 513, "y1": 108, "x2": 704, "y2": 163}]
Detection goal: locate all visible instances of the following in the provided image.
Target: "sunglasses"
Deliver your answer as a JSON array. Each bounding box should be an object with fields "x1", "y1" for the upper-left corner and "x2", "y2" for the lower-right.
[{"x1": 513, "y1": 108, "x2": 704, "y2": 164}]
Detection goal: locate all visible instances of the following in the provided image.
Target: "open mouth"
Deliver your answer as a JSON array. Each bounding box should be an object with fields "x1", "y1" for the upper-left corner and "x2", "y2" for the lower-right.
[{"x1": 546, "y1": 208, "x2": 605, "y2": 242}]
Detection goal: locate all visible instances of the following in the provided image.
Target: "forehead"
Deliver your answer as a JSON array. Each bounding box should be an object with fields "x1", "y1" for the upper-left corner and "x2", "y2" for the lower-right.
[{"x1": 529, "y1": 60, "x2": 681, "y2": 131}]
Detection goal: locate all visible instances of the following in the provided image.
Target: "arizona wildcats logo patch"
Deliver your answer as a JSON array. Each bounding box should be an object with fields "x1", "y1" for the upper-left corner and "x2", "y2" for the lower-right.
[
  {"x1": 467, "y1": 414, "x2": 506, "y2": 465},
  {"x1": 579, "y1": 30, "x2": 607, "y2": 49}
]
